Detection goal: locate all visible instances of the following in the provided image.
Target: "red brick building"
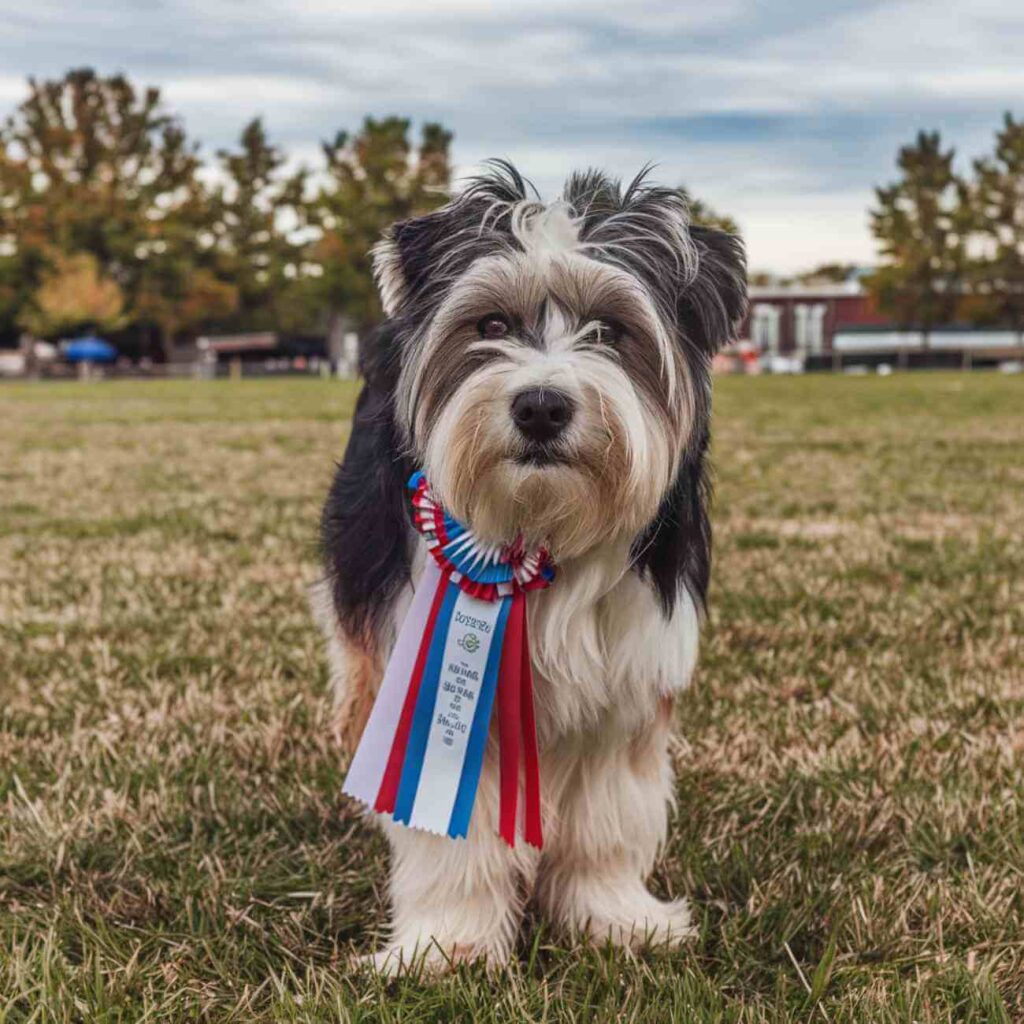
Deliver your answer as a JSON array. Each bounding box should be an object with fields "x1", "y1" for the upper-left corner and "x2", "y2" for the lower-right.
[
  {"x1": 739, "y1": 279, "x2": 888, "y2": 359},
  {"x1": 736, "y1": 278, "x2": 1024, "y2": 369}
]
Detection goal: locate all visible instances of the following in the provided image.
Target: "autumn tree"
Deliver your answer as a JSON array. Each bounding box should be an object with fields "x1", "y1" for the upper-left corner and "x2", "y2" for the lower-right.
[
  {"x1": 0, "y1": 257, "x2": 26, "y2": 344},
  {"x1": 869, "y1": 131, "x2": 971, "y2": 343},
  {"x1": 0, "y1": 69, "x2": 207, "y2": 352},
  {"x1": 968, "y1": 113, "x2": 1024, "y2": 341},
  {"x1": 311, "y1": 117, "x2": 452, "y2": 337},
  {"x1": 134, "y1": 266, "x2": 239, "y2": 353},
  {"x1": 18, "y1": 251, "x2": 125, "y2": 337},
  {"x1": 0, "y1": 75, "x2": 454, "y2": 354}
]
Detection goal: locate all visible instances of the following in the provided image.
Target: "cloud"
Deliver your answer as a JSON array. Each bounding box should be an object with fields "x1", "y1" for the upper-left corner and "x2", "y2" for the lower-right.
[
  {"x1": 0, "y1": 75, "x2": 28, "y2": 103},
  {"x1": 0, "y1": 0, "x2": 1021, "y2": 271}
]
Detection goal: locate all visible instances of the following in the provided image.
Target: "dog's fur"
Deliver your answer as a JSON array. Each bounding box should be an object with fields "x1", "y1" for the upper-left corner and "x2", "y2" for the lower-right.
[{"x1": 313, "y1": 163, "x2": 746, "y2": 972}]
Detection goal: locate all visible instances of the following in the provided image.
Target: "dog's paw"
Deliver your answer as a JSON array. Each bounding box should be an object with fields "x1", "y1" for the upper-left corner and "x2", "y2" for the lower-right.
[
  {"x1": 353, "y1": 945, "x2": 423, "y2": 978},
  {"x1": 586, "y1": 894, "x2": 696, "y2": 951},
  {"x1": 353, "y1": 940, "x2": 504, "y2": 978}
]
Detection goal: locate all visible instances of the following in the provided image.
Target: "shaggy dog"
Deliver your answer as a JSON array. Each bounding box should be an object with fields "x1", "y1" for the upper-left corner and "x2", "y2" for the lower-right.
[{"x1": 313, "y1": 162, "x2": 746, "y2": 972}]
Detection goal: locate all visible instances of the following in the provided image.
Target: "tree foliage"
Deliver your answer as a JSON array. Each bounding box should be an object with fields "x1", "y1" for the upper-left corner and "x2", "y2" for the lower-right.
[
  {"x1": 311, "y1": 117, "x2": 452, "y2": 330},
  {"x1": 0, "y1": 73, "x2": 458, "y2": 352},
  {"x1": 683, "y1": 192, "x2": 740, "y2": 236},
  {"x1": 968, "y1": 113, "x2": 1024, "y2": 336},
  {"x1": 134, "y1": 267, "x2": 239, "y2": 350},
  {"x1": 868, "y1": 131, "x2": 971, "y2": 337},
  {"x1": 0, "y1": 70, "x2": 203, "y2": 330},
  {"x1": 18, "y1": 251, "x2": 125, "y2": 337},
  {"x1": 209, "y1": 119, "x2": 309, "y2": 332},
  {"x1": 4, "y1": 68, "x2": 1024, "y2": 358},
  {"x1": 869, "y1": 120, "x2": 1024, "y2": 337}
]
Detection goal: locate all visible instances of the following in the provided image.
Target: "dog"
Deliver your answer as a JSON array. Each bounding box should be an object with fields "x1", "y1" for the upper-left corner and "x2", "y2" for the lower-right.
[{"x1": 312, "y1": 162, "x2": 746, "y2": 972}]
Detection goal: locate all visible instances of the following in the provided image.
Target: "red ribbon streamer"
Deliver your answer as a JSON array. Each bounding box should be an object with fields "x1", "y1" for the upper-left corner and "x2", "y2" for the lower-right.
[
  {"x1": 520, "y1": 606, "x2": 543, "y2": 847},
  {"x1": 497, "y1": 591, "x2": 543, "y2": 848}
]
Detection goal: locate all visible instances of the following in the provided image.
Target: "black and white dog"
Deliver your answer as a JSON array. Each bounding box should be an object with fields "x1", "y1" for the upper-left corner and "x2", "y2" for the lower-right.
[{"x1": 314, "y1": 163, "x2": 746, "y2": 972}]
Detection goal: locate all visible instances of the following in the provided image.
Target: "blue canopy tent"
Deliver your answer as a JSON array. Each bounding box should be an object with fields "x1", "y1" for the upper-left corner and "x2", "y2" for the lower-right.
[{"x1": 64, "y1": 336, "x2": 117, "y2": 363}]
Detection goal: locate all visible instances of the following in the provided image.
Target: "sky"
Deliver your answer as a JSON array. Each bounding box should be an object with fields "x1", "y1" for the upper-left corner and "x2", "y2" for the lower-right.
[{"x1": 1, "y1": 0, "x2": 1023, "y2": 273}]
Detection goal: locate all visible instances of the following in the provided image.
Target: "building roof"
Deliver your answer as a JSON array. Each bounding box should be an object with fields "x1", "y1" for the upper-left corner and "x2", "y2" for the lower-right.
[
  {"x1": 198, "y1": 332, "x2": 278, "y2": 354},
  {"x1": 748, "y1": 280, "x2": 864, "y2": 300}
]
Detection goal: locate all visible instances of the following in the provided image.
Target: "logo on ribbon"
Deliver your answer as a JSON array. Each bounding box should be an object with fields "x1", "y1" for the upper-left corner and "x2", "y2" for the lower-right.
[{"x1": 458, "y1": 632, "x2": 481, "y2": 654}]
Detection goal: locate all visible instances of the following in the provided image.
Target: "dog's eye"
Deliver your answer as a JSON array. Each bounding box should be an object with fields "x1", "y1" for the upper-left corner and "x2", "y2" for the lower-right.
[
  {"x1": 477, "y1": 314, "x2": 510, "y2": 340},
  {"x1": 593, "y1": 319, "x2": 622, "y2": 344}
]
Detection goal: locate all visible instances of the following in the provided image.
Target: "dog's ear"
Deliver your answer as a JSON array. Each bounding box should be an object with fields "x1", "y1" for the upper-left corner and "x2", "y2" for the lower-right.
[
  {"x1": 679, "y1": 225, "x2": 748, "y2": 355},
  {"x1": 374, "y1": 199, "x2": 500, "y2": 318},
  {"x1": 373, "y1": 163, "x2": 535, "y2": 317},
  {"x1": 372, "y1": 209, "x2": 456, "y2": 318}
]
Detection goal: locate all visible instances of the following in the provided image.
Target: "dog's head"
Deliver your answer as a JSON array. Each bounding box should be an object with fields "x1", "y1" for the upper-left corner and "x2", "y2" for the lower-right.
[{"x1": 374, "y1": 163, "x2": 746, "y2": 560}]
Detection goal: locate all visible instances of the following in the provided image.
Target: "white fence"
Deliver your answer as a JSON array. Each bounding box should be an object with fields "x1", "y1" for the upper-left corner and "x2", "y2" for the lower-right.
[{"x1": 834, "y1": 330, "x2": 1023, "y2": 353}]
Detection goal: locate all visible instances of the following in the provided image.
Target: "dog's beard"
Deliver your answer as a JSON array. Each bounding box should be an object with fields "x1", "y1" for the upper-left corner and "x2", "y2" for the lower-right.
[{"x1": 419, "y1": 353, "x2": 682, "y2": 560}]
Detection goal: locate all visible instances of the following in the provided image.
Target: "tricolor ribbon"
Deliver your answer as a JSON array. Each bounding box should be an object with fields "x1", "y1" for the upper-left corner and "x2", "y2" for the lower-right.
[{"x1": 342, "y1": 473, "x2": 554, "y2": 848}]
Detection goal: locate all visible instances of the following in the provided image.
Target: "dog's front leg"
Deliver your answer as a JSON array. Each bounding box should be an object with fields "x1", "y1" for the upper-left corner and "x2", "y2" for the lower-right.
[
  {"x1": 537, "y1": 698, "x2": 695, "y2": 949},
  {"x1": 369, "y1": 764, "x2": 537, "y2": 975}
]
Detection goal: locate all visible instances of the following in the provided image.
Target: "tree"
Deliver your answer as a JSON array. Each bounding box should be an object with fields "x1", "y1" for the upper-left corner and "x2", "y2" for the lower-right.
[
  {"x1": 792, "y1": 263, "x2": 860, "y2": 285},
  {"x1": 969, "y1": 113, "x2": 1024, "y2": 341},
  {"x1": 0, "y1": 68, "x2": 205, "y2": 353},
  {"x1": 311, "y1": 117, "x2": 452, "y2": 333},
  {"x1": 134, "y1": 267, "x2": 239, "y2": 353},
  {"x1": 0, "y1": 256, "x2": 27, "y2": 345},
  {"x1": 868, "y1": 131, "x2": 970, "y2": 343},
  {"x1": 129, "y1": 169, "x2": 238, "y2": 356},
  {"x1": 18, "y1": 250, "x2": 125, "y2": 337},
  {"x1": 208, "y1": 118, "x2": 309, "y2": 332},
  {"x1": 0, "y1": 73, "x2": 456, "y2": 355},
  {"x1": 683, "y1": 192, "x2": 740, "y2": 236}
]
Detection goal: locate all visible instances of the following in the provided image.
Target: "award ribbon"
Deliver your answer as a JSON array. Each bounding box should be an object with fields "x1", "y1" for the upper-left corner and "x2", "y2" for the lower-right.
[{"x1": 342, "y1": 473, "x2": 554, "y2": 848}]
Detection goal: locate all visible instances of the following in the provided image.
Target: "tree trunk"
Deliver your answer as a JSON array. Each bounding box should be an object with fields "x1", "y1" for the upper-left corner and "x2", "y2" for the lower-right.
[
  {"x1": 159, "y1": 323, "x2": 175, "y2": 364},
  {"x1": 326, "y1": 309, "x2": 347, "y2": 373},
  {"x1": 327, "y1": 309, "x2": 360, "y2": 378},
  {"x1": 19, "y1": 333, "x2": 39, "y2": 379}
]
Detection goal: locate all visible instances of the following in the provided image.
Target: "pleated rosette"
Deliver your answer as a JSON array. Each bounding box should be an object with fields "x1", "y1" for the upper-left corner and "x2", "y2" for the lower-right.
[{"x1": 409, "y1": 471, "x2": 555, "y2": 600}]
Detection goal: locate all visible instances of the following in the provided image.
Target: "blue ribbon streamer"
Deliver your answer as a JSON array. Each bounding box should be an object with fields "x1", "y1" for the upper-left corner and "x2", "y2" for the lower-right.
[{"x1": 446, "y1": 594, "x2": 513, "y2": 838}]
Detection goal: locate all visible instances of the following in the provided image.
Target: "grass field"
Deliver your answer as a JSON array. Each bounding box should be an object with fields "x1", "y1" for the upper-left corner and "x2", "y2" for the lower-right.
[{"x1": 1, "y1": 373, "x2": 1022, "y2": 1022}]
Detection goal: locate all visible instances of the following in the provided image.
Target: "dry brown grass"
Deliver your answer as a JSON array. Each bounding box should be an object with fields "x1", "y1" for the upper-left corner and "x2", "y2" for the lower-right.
[{"x1": 0, "y1": 373, "x2": 1022, "y2": 1022}]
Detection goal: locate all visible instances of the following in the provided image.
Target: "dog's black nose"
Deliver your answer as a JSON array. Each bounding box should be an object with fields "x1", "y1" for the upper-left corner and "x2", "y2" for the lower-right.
[{"x1": 511, "y1": 388, "x2": 574, "y2": 444}]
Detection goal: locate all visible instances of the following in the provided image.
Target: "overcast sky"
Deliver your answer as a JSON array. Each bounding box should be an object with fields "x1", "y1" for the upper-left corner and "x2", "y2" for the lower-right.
[{"x1": 2, "y1": 0, "x2": 1022, "y2": 272}]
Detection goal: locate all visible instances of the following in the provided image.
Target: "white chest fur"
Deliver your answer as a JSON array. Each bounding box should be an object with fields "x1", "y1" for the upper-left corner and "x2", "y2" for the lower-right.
[{"x1": 394, "y1": 537, "x2": 701, "y2": 745}]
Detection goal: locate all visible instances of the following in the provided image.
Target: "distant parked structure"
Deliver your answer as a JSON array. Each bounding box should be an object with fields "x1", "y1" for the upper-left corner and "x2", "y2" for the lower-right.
[
  {"x1": 189, "y1": 331, "x2": 361, "y2": 378},
  {"x1": 743, "y1": 275, "x2": 886, "y2": 366},
  {"x1": 738, "y1": 272, "x2": 1024, "y2": 370}
]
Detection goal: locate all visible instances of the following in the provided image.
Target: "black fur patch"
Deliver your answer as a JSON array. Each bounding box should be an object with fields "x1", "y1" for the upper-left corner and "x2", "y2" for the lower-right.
[
  {"x1": 320, "y1": 324, "x2": 415, "y2": 644},
  {"x1": 629, "y1": 422, "x2": 714, "y2": 614}
]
